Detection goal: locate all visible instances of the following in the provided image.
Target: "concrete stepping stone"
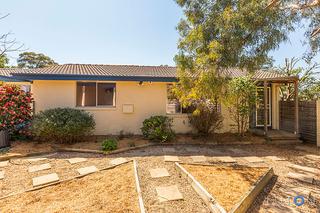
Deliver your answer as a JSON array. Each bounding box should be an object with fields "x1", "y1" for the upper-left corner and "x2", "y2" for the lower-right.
[
  {"x1": 28, "y1": 163, "x2": 51, "y2": 173},
  {"x1": 243, "y1": 156, "x2": 264, "y2": 163},
  {"x1": 149, "y1": 168, "x2": 170, "y2": 178},
  {"x1": 289, "y1": 164, "x2": 320, "y2": 175},
  {"x1": 32, "y1": 173, "x2": 59, "y2": 187},
  {"x1": 0, "y1": 161, "x2": 9, "y2": 168},
  {"x1": 162, "y1": 147, "x2": 176, "y2": 153},
  {"x1": 191, "y1": 155, "x2": 206, "y2": 163},
  {"x1": 27, "y1": 157, "x2": 47, "y2": 162},
  {"x1": 110, "y1": 157, "x2": 128, "y2": 166},
  {"x1": 67, "y1": 157, "x2": 87, "y2": 164},
  {"x1": 164, "y1": 155, "x2": 180, "y2": 162},
  {"x1": 265, "y1": 156, "x2": 285, "y2": 161},
  {"x1": 287, "y1": 172, "x2": 314, "y2": 184},
  {"x1": 156, "y1": 185, "x2": 183, "y2": 202},
  {"x1": 77, "y1": 166, "x2": 98, "y2": 176},
  {"x1": 213, "y1": 156, "x2": 236, "y2": 163},
  {"x1": 289, "y1": 187, "x2": 312, "y2": 197},
  {"x1": 306, "y1": 155, "x2": 320, "y2": 161},
  {"x1": 0, "y1": 171, "x2": 4, "y2": 180}
]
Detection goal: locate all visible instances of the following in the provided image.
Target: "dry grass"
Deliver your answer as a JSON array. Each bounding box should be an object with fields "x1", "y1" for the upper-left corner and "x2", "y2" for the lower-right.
[
  {"x1": 0, "y1": 162, "x2": 140, "y2": 213},
  {"x1": 2, "y1": 141, "x2": 54, "y2": 155},
  {"x1": 183, "y1": 164, "x2": 268, "y2": 212}
]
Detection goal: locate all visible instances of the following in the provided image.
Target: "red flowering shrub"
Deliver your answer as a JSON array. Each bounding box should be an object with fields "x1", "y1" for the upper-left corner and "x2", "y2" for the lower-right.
[{"x1": 0, "y1": 85, "x2": 33, "y2": 137}]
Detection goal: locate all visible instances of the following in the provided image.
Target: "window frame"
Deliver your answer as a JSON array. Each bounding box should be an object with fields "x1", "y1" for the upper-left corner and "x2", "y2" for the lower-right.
[
  {"x1": 76, "y1": 81, "x2": 116, "y2": 108},
  {"x1": 166, "y1": 83, "x2": 192, "y2": 115}
]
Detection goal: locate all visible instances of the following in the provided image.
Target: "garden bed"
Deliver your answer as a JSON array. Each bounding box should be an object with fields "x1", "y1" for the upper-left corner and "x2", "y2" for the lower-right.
[
  {"x1": 179, "y1": 164, "x2": 272, "y2": 212},
  {"x1": 0, "y1": 162, "x2": 140, "y2": 212}
]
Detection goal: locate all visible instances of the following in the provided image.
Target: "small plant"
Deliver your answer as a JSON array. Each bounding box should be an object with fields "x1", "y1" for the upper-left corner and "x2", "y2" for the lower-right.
[
  {"x1": 101, "y1": 138, "x2": 118, "y2": 151},
  {"x1": 141, "y1": 116, "x2": 175, "y2": 142},
  {"x1": 32, "y1": 108, "x2": 95, "y2": 143},
  {"x1": 188, "y1": 101, "x2": 223, "y2": 136},
  {"x1": 226, "y1": 76, "x2": 256, "y2": 137}
]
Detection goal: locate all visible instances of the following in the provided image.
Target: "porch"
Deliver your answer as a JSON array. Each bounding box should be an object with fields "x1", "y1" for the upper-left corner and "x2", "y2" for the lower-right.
[{"x1": 250, "y1": 74, "x2": 300, "y2": 140}]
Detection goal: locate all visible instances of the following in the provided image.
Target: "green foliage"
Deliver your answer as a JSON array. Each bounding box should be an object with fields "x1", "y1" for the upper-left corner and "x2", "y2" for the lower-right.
[
  {"x1": 174, "y1": 0, "x2": 295, "y2": 112},
  {"x1": 275, "y1": 57, "x2": 320, "y2": 101},
  {"x1": 0, "y1": 55, "x2": 9, "y2": 68},
  {"x1": 175, "y1": 0, "x2": 294, "y2": 73},
  {"x1": 32, "y1": 108, "x2": 95, "y2": 143},
  {"x1": 226, "y1": 76, "x2": 256, "y2": 136},
  {"x1": 101, "y1": 138, "x2": 118, "y2": 151},
  {"x1": 17, "y1": 52, "x2": 57, "y2": 68},
  {"x1": 141, "y1": 116, "x2": 175, "y2": 142},
  {"x1": 0, "y1": 85, "x2": 33, "y2": 137},
  {"x1": 188, "y1": 101, "x2": 223, "y2": 136}
]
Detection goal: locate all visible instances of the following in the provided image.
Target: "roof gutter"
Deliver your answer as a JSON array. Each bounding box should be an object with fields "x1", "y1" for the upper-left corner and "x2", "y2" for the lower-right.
[{"x1": 11, "y1": 73, "x2": 178, "y2": 82}]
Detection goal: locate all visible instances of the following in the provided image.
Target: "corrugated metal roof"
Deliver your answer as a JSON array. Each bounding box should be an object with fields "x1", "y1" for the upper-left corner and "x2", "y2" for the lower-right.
[{"x1": 0, "y1": 64, "x2": 297, "y2": 82}]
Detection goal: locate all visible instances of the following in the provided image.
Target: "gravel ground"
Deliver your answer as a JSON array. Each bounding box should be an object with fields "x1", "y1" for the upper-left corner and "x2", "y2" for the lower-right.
[
  {"x1": 0, "y1": 152, "x2": 117, "y2": 197},
  {"x1": 137, "y1": 156, "x2": 210, "y2": 213},
  {"x1": 0, "y1": 143, "x2": 319, "y2": 212},
  {"x1": 0, "y1": 162, "x2": 139, "y2": 213}
]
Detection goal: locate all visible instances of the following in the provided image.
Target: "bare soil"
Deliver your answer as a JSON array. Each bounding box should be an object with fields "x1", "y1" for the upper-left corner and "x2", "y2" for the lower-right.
[
  {"x1": 1, "y1": 133, "x2": 263, "y2": 157},
  {"x1": 2, "y1": 141, "x2": 54, "y2": 156},
  {"x1": 58, "y1": 136, "x2": 149, "y2": 150},
  {"x1": 0, "y1": 162, "x2": 140, "y2": 213},
  {"x1": 182, "y1": 164, "x2": 268, "y2": 211},
  {"x1": 0, "y1": 137, "x2": 319, "y2": 212}
]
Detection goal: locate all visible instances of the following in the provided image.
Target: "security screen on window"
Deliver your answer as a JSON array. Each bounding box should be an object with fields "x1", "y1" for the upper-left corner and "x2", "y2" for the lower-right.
[{"x1": 76, "y1": 82, "x2": 116, "y2": 107}]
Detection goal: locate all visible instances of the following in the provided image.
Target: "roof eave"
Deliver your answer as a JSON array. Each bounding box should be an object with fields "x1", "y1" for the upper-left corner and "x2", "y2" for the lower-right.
[
  {"x1": 11, "y1": 74, "x2": 178, "y2": 82},
  {"x1": 254, "y1": 76, "x2": 299, "y2": 82}
]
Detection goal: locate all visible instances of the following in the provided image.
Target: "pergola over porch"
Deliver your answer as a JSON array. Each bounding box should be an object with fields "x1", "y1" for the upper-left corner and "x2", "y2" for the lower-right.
[{"x1": 254, "y1": 74, "x2": 299, "y2": 136}]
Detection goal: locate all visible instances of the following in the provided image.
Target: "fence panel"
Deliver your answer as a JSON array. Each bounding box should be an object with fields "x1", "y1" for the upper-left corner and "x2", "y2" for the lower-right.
[{"x1": 279, "y1": 100, "x2": 316, "y2": 143}]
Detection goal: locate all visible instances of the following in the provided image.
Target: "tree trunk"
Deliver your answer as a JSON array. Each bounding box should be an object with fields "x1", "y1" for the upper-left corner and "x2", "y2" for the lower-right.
[{"x1": 0, "y1": 130, "x2": 10, "y2": 148}]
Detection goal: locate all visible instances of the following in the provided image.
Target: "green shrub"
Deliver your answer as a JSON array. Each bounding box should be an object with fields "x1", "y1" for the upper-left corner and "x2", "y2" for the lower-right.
[
  {"x1": 101, "y1": 138, "x2": 118, "y2": 151},
  {"x1": 141, "y1": 116, "x2": 175, "y2": 142},
  {"x1": 32, "y1": 108, "x2": 95, "y2": 143},
  {"x1": 188, "y1": 102, "x2": 223, "y2": 136}
]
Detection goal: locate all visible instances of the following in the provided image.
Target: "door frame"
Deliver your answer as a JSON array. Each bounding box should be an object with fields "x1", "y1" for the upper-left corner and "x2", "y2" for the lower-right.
[{"x1": 256, "y1": 86, "x2": 272, "y2": 127}]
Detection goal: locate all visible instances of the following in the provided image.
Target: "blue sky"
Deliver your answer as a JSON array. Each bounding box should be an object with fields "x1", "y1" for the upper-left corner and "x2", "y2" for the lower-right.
[{"x1": 1, "y1": 0, "x2": 318, "y2": 68}]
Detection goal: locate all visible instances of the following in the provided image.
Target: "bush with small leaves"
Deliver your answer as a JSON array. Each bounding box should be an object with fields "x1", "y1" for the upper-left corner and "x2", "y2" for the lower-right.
[
  {"x1": 32, "y1": 108, "x2": 95, "y2": 143},
  {"x1": 101, "y1": 138, "x2": 118, "y2": 151},
  {"x1": 141, "y1": 116, "x2": 175, "y2": 142},
  {"x1": 188, "y1": 101, "x2": 223, "y2": 136}
]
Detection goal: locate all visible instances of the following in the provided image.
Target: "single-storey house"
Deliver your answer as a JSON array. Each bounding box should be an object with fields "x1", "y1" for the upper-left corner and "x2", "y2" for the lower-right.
[{"x1": 0, "y1": 64, "x2": 299, "y2": 138}]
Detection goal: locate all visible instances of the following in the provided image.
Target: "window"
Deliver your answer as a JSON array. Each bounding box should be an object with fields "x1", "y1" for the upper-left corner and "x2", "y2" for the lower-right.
[
  {"x1": 166, "y1": 84, "x2": 221, "y2": 114},
  {"x1": 166, "y1": 84, "x2": 194, "y2": 114},
  {"x1": 76, "y1": 82, "x2": 116, "y2": 107}
]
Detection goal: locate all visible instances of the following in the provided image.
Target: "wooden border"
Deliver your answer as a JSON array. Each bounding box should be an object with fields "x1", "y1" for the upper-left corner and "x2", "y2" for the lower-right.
[
  {"x1": 230, "y1": 167, "x2": 274, "y2": 213},
  {"x1": 133, "y1": 160, "x2": 146, "y2": 213},
  {"x1": 0, "y1": 160, "x2": 134, "y2": 201},
  {"x1": 176, "y1": 163, "x2": 274, "y2": 213},
  {"x1": 175, "y1": 162, "x2": 227, "y2": 213}
]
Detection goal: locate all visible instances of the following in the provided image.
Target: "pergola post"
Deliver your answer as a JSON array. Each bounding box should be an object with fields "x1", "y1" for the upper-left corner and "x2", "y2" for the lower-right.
[
  {"x1": 294, "y1": 80, "x2": 299, "y2": 135},
  {"x1": 264, "y1": 81, "x2": 268, "y2": 135}
]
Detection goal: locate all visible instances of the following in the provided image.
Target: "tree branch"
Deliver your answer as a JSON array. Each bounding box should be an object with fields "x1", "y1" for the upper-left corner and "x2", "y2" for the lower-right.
[{"x1": 311, "y1": 27, "x2": 320, "y2": 38}]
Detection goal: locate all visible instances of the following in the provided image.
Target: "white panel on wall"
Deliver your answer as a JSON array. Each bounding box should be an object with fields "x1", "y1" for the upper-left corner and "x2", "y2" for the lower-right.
[{"x1": 122, "y1": 104, "x2": 134, "y2": 113}]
